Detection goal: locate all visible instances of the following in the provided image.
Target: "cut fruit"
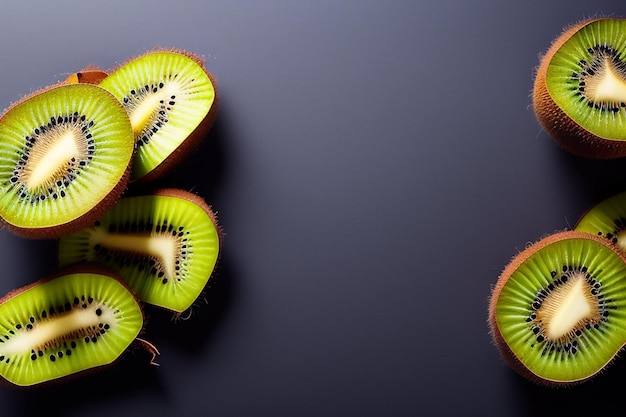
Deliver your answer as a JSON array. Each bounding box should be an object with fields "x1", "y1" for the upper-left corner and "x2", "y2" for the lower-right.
[
  {"x1": 58, "y1": 188, "x2": 221, "y2": 314},
  {"x1": 0, "y1": 83, "x2": 134, "y2": 238},
  {"x1": 488, "y1": 231, "x2": 626, "y2": 385},
  {"x1": 575, "y1": 191, "x2": 626, "y2": 253},
  {"x1": 99, "y1": 49, "x2": 218, "y2": 183},
  {"x1": 0, "y1": 265, "x2": 143, "y2": 387},
  {"x1": 533, "y1": 18, "x2": 626, "y2": 158}
]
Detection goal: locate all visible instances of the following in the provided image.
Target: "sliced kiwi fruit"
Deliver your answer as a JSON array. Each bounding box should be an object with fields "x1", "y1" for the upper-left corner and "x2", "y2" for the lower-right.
[
  {"x1": 488, "y1": 230, "x2": 626, "y2": 385},
  {"x1": 533, "y1": 18, "x2": 626, "y2": 159},
  {"x1": 58, "y1": 188, "x2": 221, "y2": 314},
  {"x1": 575, "y1": 191, "x2": 626, "y2": 253},
  {"x1": 98, "y1": 49, "x2": 218, "y2": 183},
  {"x1": 0, "y1": 265, "x2": 143, "y2": 387},
  {"x1": 0, "y1": 83, "x2": 134, "y2": 238}
]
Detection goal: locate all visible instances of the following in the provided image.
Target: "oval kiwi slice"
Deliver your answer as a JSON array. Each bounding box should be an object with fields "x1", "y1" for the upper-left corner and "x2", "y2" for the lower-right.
[
  {"x1": 575, "y1": 191, "x2": 626, "y2": 253},
  {"x1": 533, "y1": 18, "x2": 626, "y2": 158},
  {"x1": 58, "y1": 188, "x2": 221, "y2": 314},
  {"x1": 488, "y1": 231, "x2": 626, "y2": 386},
  {"x1": 0, "y1": 83, "x2": 134, "y2": 238},
  {"x1": 0, "y1": 265, "x2": 143, "y2": 387},
  {"x1": 99, "y1": 50, "x2": 218, "y2": 183}
]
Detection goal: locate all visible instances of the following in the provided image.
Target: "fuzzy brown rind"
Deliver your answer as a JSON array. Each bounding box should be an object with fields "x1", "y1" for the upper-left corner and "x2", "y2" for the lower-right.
[
  {"x1": 488, "y1": 230, "x2": 626, "y2": 387},
  {"x1": 64, "y1": 67, "x2": 109, "y2": 85},
  {"x1": 532, "y1": 18, "x2": 626, "y2": 159}
]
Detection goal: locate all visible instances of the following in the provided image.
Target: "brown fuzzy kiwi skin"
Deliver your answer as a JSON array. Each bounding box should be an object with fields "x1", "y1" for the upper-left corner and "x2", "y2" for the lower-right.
[
  {"x1": 64, "y1": 66, "x2": 109, "y2": 85},
  {"x1": 102, "y1": 48, "x2": 219, "y2": 186},
  {"x1": 0, "y1": 262, "x2": 147, "y2": 389},
  {"x1": 532, "y1": 18, "x2": 626, "y2": 159},
  {"x1": 488, "y1": 230, "x2": 626, "y2": 387},
  {"x1": 0, "y1": 83, "x2": 134, "y2": 240}
]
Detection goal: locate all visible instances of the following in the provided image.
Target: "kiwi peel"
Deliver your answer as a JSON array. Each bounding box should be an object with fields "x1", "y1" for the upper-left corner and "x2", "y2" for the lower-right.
[
  {"x1": 58, "y1": 188, "x2": 221, "y2": 314},
  {"x1": 489, "y1": 230, "x2": 626, "y2": 386},
  {"x1": 99, "y1": 49, "x2": 218, "y2": 184},
  {"x1": 533, "y1": 18, "x2": 626, "y2": 158},
  {"x1": 0, "y1": 264, "x2": 144, "y2": 387},
  {"x1": 64, "y1": 67, "x2": 109, "y2": 85}
]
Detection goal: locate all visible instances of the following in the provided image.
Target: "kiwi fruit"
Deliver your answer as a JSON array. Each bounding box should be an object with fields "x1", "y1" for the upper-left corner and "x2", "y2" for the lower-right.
[
  {"x1": 98, "y1": 49, "x2": 218, "y2": 183},
  {"x1": 0, "y1": 83, "x2": 134, "y2": 239},
  {"x1": 0, "y1": 264, "x2": 144, "y2": 387},
  {"x1": 575, "y1": 191, "x2": 626, "y2": 253},
  {"x1": 533, "y1": 18, "x2": 626, "y2": 159},
  {"x1": 64, "y1": 67, "x2": 108, "y2": 85},
  {"x1": 58, "y1": 188, "x2": 221, "y2": 314},
  {"x1": 488, "y1": 230, "x2": 626, "y2": 385}
]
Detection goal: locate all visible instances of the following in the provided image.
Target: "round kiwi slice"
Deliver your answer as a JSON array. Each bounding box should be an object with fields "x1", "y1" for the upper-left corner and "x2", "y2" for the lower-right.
[
  {"x1": 0, "y1": 265, "x2": 143, "y2": 387},
  {"x1": 98, "y1": 49, "x2": 218, "y2": 183},
  {"x1": 575, "y1": 191, "x2": 626, "y2": 252},
  {"x1": 0, "y1": 83, "x2": 134, "y2": 238},
  {"x1": 533, "y1": 18, "x2": 626, "y2": 158},
  {"x1": 488, "y1": 230, "x2": 626, "y2": 385},
  {"x1": 58, "y1": 188, "x2": 221, "y2": 314}
]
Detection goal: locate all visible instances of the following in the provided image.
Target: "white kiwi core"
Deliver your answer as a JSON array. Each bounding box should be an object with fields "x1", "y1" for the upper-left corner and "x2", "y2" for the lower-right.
[
  {"x1": 536, "y1": 273, "x2": 599, "y2": 341},
  {"x1": 23, "y1": 128, "x2": 81, "y2": 191},
  {"x1": 586, "y1": 56, "x2": 626, "y2": 104},
  {"x1": 0, "y1": 305, "x2": 113, "y2": 356},
  {"x1": 90, "y1": 229, "x2": 179, "y2": 279}
]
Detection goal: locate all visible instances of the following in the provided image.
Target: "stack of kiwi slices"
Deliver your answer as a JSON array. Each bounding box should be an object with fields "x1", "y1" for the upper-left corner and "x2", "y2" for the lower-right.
[
  {"x1": 0, "y1": 48, "x2": 221, "y2": 386},
  {"x1": 490, "y1": 17, "x2": 626, "y2": 387}
]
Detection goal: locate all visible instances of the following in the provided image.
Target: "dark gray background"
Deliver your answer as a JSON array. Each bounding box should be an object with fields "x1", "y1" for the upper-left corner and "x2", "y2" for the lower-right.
[{"x1": 1, "y1": 1, "x2": 626, "y2": 416}]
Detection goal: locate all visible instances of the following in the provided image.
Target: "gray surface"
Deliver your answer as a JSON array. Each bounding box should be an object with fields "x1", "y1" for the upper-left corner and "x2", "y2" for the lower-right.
[{"x1": 1, "y1": 1, "x2": 626, "y2": 416}]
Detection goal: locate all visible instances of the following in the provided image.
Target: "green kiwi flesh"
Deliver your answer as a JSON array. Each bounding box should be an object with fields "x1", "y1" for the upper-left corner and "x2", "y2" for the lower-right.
[
  {"x1": 575, "y1": 191, "x2": 626, "y2": 253},
  {"x1": 0, "y1": 83, "x2": 134, "y2": 238},
  {"x1": 533, "y1": 18, "x2": 626, "y2": 158},
  {"x1": 488, "y1": 231, "x2": 626, "y2": 386},
  {"x1": 58, "y1": 188, "x2": 221, "y2": 313},
  {"x1": 99, "y1": 50, "x2": 218, "y2": 183},
  {"x1": 0, "y1": 266, "x2": 143, "y2": 387}
]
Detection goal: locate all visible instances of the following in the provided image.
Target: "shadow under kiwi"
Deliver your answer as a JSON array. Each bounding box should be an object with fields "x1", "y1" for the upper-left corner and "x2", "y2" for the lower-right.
[
  {"x1": 125, "y1": 106, "x2": 230, "y2": 203},
  {"x1": 509, "y1": 351, "x2": 626, "y2": 416},
  {"x1": 140, "y1": 249, "x2": 235, "y2": 357},
  {"x1": 549, "y1": 142, "x2": 626, "y2": 208}
]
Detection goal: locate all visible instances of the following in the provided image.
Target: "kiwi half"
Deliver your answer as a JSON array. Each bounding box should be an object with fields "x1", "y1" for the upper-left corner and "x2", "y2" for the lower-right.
[
  {"x1": 0, "y1": 265, "x2": 143, "y2": 387},
  {"x1": 99, "y1": 49, "x2": 218, "y2": 183},
  {"x1": 488, "y1": 230, "x2": 626, "y2": 386},
  {"x1": 533, "y1": 18, "x2": 626, "y2": 158},
  {"x1": 575, "y1": 192, "x2": 626, "y2": 250},
  {"x1": 0, "y1": 83, "x2": 134, "y2": 238},
  {"x1": 58, "y1": 188, "x2": 221, "y2": 314}
]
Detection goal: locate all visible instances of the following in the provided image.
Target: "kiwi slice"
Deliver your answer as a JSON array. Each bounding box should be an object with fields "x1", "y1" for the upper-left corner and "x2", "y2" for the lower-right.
[
  {"x1": 0, "y1": 83, "x2": 134, "y2": 238},
  {"x1": 0, "y1": 265, "x2": 143, "y2": 387},
  {"x1": 488, "y1": 230, "x2": 626, "y2": 385},
  {"x1": 99, "y1": 49, "x2": 218, "y2": 183},
  {"x1": 58, "y1": 188, "x2": 221, "y2": 314},
  {"x1": 575, "y1": 191, "x2": 626, "y2": 252},
  {"x1": 533, "y1": 18, "x2": 626, "y2": 158}
]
